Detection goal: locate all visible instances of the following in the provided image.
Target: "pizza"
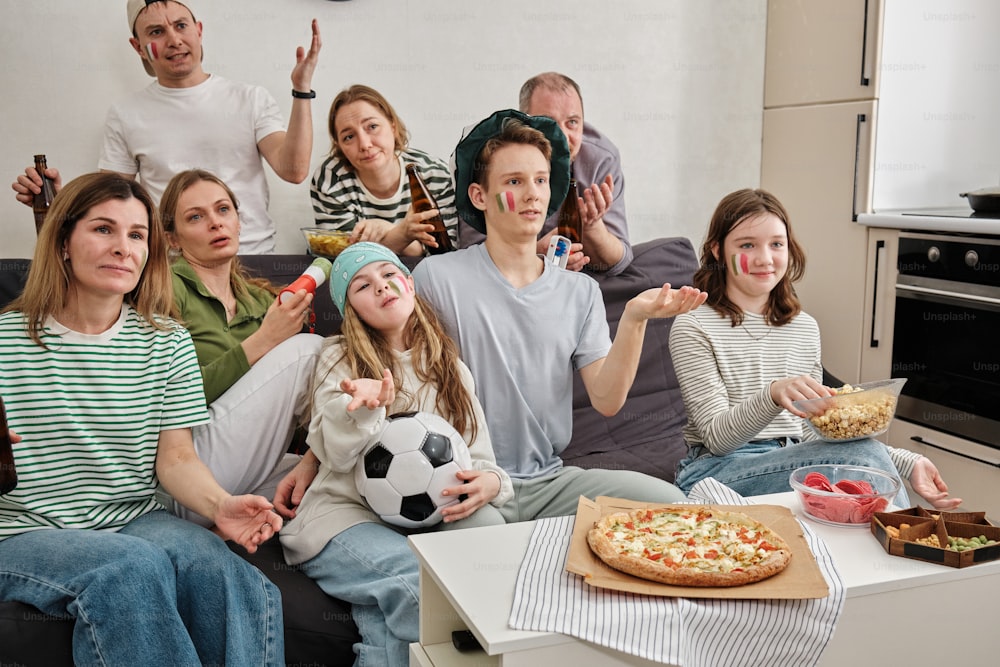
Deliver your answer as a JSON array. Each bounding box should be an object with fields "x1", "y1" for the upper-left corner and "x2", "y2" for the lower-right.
[{"x1": 587, "y1": 506, "x2": 792, "y2": 587}]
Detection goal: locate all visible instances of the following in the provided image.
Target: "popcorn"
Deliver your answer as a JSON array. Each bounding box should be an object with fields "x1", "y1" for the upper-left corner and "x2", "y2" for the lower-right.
[{"x1": 806, "y1": 384, "x2": 898, "y2": 441}]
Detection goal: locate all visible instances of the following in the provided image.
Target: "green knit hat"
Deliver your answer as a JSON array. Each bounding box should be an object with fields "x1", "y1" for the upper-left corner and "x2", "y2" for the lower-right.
[{"x1": 451, "y1": 109, "x2": 571, "y2": 234}]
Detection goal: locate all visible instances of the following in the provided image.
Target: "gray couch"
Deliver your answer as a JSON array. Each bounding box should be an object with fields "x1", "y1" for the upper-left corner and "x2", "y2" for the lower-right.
[{"x1": 0, "y1": 236, "x2": 698, "y2": 666}]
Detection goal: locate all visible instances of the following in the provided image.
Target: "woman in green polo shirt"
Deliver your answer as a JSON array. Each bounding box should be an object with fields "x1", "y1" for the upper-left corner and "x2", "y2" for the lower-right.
[{"x1": 160, "y1": 168, "x2": 323, "y2": 526}]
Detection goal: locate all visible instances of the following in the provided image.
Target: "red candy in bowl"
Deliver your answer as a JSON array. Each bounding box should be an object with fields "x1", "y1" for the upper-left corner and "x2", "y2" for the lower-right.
[{"x1": 789, "y1": 464, "x2": 901, "y2": 527}]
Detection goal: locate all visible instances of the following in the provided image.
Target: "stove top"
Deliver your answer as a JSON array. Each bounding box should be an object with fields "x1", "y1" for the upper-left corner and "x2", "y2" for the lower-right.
[{"x1": 897, "y1": 207, "x2": 1000, "y2": 220}]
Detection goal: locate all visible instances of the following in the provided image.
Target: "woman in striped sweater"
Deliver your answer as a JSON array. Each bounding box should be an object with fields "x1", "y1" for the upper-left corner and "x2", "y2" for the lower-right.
[
  {"x1": 310, "y1": 84, "x2": 457, "y2": 256},
  {"x1": 0, "y1": 173, "x2": 284, "y2": 666},
  {"x1": 668, "y1": 188, "x2": 960, "y2": 509}
]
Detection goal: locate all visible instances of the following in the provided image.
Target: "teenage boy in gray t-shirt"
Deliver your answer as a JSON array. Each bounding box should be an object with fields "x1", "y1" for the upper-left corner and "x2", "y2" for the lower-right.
[{"x1": 413, "y1": 110, "x2": 707, "y2": 521}]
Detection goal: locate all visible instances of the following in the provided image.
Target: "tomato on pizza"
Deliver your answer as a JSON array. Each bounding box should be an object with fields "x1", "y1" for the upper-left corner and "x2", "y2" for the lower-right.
[{"x1": 587, "y1": 506, "x2": 792, "y2": 587}]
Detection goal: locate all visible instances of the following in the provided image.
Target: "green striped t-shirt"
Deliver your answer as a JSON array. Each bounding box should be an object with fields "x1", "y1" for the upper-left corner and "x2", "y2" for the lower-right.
[{"x1": 0, "y1": 306, "x2": 209, "y2": 540}]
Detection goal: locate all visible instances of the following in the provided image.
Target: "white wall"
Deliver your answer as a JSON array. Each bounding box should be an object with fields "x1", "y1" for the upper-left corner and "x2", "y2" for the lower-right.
[{"x1": 0, "y1": 0, "x2": 766, "y2": 259}]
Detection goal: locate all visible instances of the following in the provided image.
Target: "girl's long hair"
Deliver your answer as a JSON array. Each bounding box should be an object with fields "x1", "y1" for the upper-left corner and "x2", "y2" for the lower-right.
[
  {"x1": 322, "y1": 294, "x2": 479, "y2": 445},
  {"x1": 4, "y1": 172, "x2": 174, "y2": 346},
  {"x1": 693, "y1": 188, "x2": 805, "y2": 327}
]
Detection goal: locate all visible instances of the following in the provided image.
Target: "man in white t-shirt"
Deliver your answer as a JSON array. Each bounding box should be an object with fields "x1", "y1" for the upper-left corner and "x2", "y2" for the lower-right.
[{"x1": 12, "y1": 0, "x2": 321, "y2": 254}]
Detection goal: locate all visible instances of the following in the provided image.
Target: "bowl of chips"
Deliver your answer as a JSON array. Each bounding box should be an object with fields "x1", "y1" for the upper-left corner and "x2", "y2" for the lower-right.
[
  {"x1": 792, "y1": 378, "x2": 906, "y2": 443},
  {"x1": 790, "y1": 464, "x2": 900, "y2": 527},
  {"x1": 301, "y1": 227, "x2": 352, "y2": 259}
]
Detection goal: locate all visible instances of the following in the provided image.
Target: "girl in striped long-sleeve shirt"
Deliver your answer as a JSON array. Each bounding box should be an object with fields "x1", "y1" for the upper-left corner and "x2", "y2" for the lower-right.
[{"x1": 668, "y1": 188, "x2": 960, "y2": 509}]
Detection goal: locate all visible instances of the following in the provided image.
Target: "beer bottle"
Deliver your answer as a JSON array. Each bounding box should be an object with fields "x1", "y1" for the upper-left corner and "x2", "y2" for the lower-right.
[
  {"x1": 405, "y1": 163, "x2": 454, "y2": 255},
  {"x1": 32, "y1": 154, "x2": 57, "y2": 235},
  {"x1": 0, "y1": 395, "x2": 17, "y2": 495},
  {"x1": 555, "y1": 178, "x2": 582, "y2": 245}
]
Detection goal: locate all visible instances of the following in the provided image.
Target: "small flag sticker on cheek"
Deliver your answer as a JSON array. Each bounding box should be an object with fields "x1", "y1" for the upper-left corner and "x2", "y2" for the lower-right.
[
  {"x1": 496, "y1": 191, "x2": 516, "y2": 213},
  {"x1": 731, "y1": 253, "x2": 750, "y2": 275},
  {"x1": 388, "y1": 274, "x2": 411, "y2": 296},
  {"x1": 146, "y1": 42, "x2": 158, "y2": 61}
]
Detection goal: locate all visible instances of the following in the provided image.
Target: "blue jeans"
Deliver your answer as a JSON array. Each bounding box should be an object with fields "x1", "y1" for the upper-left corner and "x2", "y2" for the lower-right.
[
  {"x1": 300, "y1": 522, "x2": 420, "y2": 667},
  {"x1": 0, "y1": 510, "x2": 283, "y2": 667},
  {"x1": 675, "y1": 438, "x2": 911, "y2": 506}
]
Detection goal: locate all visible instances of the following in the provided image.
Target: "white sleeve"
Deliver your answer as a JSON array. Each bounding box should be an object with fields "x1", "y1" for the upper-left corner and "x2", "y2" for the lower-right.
[{"x1": 98, "y1": 105, "x2": 139, "y2": 176}]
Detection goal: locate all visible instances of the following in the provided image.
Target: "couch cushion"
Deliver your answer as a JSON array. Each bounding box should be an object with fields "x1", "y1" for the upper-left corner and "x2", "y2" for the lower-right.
[
  {"x1": 561, "y1": 237, "x2": 699, "y2": 483},
  {"x1": 0, "y1": 259, "x2": 30, "y2": 310},
  {"x1": 0, "y1": 601, "x2": 73, "y2": 666},
  {"x1": 229, "y1": 537, "x2": 359, "y2": 666}
]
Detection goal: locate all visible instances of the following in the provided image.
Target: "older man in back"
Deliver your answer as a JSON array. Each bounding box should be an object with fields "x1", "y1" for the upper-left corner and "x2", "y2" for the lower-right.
[{"x1": 458, "y1": 72, "x2": 633, "y2": 276}]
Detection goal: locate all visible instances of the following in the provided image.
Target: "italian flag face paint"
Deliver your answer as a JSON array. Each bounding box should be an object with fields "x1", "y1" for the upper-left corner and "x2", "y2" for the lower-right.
[
  {"x1": 496, "y1": 191, "x2": 516, "y2": 213},
  {"x1": 730, "y1": 253, "x2": 750, "y2": 275},
  {"x1": 387, "y1": 274, "x2": 411, "y2": 296},
  {"x1": 146, "y1": 42, "x2": 158, "y2": 62}
]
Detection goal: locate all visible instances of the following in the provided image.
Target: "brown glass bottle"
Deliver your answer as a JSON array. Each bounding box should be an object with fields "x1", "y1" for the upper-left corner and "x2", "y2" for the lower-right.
[
  {"x1": 555, "y1": 178, "x2": 582, "y2": 245},
  {"x1": 0, "y1": 395, "x2": 17, "y2": 495},
  {"x1": 32, "y1": 154, "x2": 57, "y2": 235},
  {"x1": 405, "y1": 163, "x2": 454, "y2": 255}
]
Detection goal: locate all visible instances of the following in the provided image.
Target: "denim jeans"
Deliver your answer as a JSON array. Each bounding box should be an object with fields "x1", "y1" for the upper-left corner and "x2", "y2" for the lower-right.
[
  {"x1": 300, "y1": 522, "x2": 419, "y2": 667},
  {"x1": 0, "y1": 510, "x2": 284, "y2": 667},
  {"x1": 675, "y1": 438, "x2": 911, "y2": 506}
]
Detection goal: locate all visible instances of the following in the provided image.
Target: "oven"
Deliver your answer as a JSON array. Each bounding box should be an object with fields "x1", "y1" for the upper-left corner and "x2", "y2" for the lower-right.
[{"x1": 891, "y1": 231, "x2": 1000, "y2": 451}]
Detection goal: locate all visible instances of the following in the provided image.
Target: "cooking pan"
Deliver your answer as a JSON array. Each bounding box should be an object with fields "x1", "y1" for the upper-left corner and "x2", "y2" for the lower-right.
[{"x1": 960, "y1": 187, "x2": 1000, "y2": 214}]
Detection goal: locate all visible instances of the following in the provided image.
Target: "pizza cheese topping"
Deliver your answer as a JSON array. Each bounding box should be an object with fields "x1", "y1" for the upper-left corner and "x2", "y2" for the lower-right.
[
  {"x1": 604, "y1": 509, "x2": 780, "y2": 573},
  {"x1": 587, "y1": 506, "x2": 792, "y2": 587}
]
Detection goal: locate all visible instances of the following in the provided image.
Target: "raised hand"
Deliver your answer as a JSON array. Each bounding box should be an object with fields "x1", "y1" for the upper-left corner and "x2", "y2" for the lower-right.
[
  {"x1": 625, "y1": 283, "x2": 708, "y2": 322},
  {"x1": 341, "y1": 368, "x2": 395, "y2": 412},
  {"x1": 290, "y1": 19, "x2": 322, "y2": 93}
]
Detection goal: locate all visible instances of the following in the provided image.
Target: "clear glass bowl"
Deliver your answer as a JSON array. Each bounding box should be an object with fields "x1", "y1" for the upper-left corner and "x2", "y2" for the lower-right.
[
  {"x1": 792, "y1": 378, "x2": 906, "y2": 443},
  {"x1": 790, "y1": 464, "x2": 901, "y2": 527},
  {"x1": 301, "y1": 227, "x2": 352, "y2": 259}
]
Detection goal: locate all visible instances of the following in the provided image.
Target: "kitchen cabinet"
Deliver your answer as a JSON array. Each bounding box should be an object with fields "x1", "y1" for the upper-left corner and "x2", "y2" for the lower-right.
[
  {"x1": 761, "y1": 100, "x2": 876, "y2": 382},
  {"x1": 889, "y1": 420, "x2": 1000, "y2": 520},
  {"x1": 764, "y1": 0, "x2": 883, "y2": 107},
  {"x1": 858, "y1": 227, "x2": 897, "y2": 382},
  {"x1": 761, "y1": 0, "x2": 884, "y2": 384}
]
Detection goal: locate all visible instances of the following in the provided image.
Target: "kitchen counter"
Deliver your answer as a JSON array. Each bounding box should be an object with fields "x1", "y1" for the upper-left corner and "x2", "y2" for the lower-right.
[{"x1": 858, "y1": 208, "x2": 1000, "y2": 236}]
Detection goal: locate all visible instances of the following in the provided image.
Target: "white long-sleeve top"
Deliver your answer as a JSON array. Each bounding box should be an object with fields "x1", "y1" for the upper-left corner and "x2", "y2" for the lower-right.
[
  {"x1": 668, "y1": 306, "x2": 920, "y2": 478},
  {"x1": 280, "y1": 338, "x2": 512, "y2": 565}
]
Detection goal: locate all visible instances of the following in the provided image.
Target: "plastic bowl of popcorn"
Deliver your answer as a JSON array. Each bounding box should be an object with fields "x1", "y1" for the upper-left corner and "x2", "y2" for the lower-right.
[
  {"x1": 790, "y1": 464, "x2": 900, "y2": 527},
  {"x1": 301, "y1": 227, "x2": 352, "y2": 259},
  {"x1": 792, "y1": 378, "x2": 907, "y2": 443}
]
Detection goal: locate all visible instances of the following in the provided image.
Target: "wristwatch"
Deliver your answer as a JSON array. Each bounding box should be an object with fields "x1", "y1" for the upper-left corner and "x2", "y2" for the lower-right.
[{"x1": 292, "y1": 89, "x2": 316, "y2": 99}]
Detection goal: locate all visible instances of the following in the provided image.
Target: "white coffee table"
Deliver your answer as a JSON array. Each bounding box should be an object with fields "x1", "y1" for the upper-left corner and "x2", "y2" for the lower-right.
[{"x1": 408, "y1": 492, "x2": 1000, "y2": 666}]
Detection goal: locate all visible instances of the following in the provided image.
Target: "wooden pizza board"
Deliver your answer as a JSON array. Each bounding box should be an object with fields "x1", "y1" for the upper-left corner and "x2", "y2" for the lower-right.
[{"x1": 566, "y1": 496, "x2": 830, "y2": 599}]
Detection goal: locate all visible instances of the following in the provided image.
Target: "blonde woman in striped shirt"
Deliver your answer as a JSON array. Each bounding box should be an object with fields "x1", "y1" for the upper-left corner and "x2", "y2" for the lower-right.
[
  {"x1": 668, "y1": 188, "x2": 960, "y2": 509},
  {"x1": 310, "y1": 84, "x2": 458, "y2": 255},
  {"x1": 0, "y1": 173, "x2": 285, "y2": 666}
]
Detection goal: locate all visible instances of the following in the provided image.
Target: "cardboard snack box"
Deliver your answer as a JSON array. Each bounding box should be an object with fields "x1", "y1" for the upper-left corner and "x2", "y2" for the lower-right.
[{"x1": 871, "y1": 507, "x2": 1000, "y2": 568}]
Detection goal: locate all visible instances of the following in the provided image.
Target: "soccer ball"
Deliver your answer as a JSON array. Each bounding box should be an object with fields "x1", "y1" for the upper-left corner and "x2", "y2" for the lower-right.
[{"x1": 354, "y1": 411, "x2": 472, "y2": 529}]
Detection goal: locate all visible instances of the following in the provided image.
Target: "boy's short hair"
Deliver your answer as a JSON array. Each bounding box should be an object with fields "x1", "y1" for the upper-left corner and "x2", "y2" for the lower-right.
[
  {"x1": 472, "y1": 119, "x2": 553, "y2": 189},
  {"x1": 451, "y1": 109, "x2": 571, "y2": 234}
]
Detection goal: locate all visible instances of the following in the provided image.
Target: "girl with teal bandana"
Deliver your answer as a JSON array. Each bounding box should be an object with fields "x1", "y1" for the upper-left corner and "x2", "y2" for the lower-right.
[{"x1": 280, "y1": 241, "x2": 510, "y2": 667}]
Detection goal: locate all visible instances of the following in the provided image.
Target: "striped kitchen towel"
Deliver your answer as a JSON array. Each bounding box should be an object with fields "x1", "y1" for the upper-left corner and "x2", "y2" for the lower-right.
[{"x1": 508, "y1": 478, "x2": 846, "y2": 666}]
